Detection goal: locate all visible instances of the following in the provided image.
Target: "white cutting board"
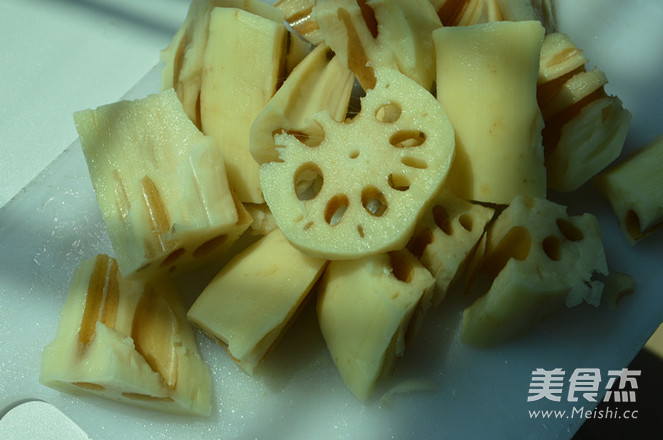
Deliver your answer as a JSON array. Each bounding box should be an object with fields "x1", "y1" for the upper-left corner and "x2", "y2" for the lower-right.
[{"x1": 1, "y1": 1, "x2": 662, "y2": 438}]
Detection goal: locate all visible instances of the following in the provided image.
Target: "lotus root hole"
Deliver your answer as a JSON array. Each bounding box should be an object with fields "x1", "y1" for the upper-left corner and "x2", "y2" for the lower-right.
[
  {"x1": 390, "y1": 130, "x2": 426, "y2": 148},
  {"x1": 407, "y1": 227, "x2": 434, "y2": 259},
  {"x1": 160, "y1": 247, "x2": 185, "y2": 268},
  {"x1": 294, "y1": 163, "x2": 324, "y2": 201},
  {"x1": 433, "y1": 205, "x2": 452, "y2": 235},
  {"x1": 388, "y1": 173, "x2": 410, "y2": 191},
  {"x1": 556, "y1": 218, "x2": 584, "y2": 241},
  {"x1": 459, "y1": 214, "x2": 474, "y2": 232},
  {"x1": 542, "y1": 235, "x2": 562, "y2": 261},
  {"x1": 325, "y1": 194, "x2": 349, "y2": 226},
  {"x1": 401, "y1": 156, "x2": 428, "y2": 169},
  {"x1": 273, "y1": 122, "x2": 325, "y2": 148},
  {"x1": 361, "y1": 186, "x2": 387, "y2": 217},
  {"x1": 624, "y1": 210, "x2": 641, "y2": 241},
  {"x1": 375, "y1": 102, "x2": 402, "y2": 123},
  {"x1": 389, "y1": 251, "x2": 414, "y2": 283},
  {"x1": 193, "y1": 235, "x2": 227, "y2": 258}
]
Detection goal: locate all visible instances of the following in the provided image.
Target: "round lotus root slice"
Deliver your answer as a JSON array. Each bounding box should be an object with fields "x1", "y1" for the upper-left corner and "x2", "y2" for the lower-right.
[{"x1": 259, "y1": 67, "x2": 455, "y2": 259}]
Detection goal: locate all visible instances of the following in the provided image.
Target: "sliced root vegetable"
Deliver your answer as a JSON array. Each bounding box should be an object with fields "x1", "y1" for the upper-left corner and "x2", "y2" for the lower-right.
[
  {"x1": 259, "y1": 67, "x2": 455, "y2": 260},
  {"x1": 40, "y1": 254, "x2": 212, "y2": 416}
]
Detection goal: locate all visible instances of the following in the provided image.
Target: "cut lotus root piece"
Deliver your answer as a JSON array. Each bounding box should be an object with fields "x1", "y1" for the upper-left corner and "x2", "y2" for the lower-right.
[
  {"x1": 187, "y1": 229, "x2": 327, "y2": 374},
  {"x1": 406, "y1": 188, "x2": 495, "y2": 306},
  {"x1": 537, "y1": 32, "x2": 631, "y2": 192},
  {"x1": 313, "y1": 0, "x2": 442, "y2": 91},
  {"x1": 461, "y1": 196, "x2": 608, "y2": 347},
  {"x1": 159, "y1": 0, "x2": 307, "y2": 129},
  {"x1": 275, "y1": 0, "x2": 324, "y2": 45},
  {"x1": 40, "y1": 254, "x2": 211, "y2": 416},
  {"x1": 250, "y1": 44, "x2": 355, "y2": 165},
  {"x1": 259, "y1": 67, "x2": 455, "y2": 260},
  {"x1": 594, "y1": 134, "x2": 663, "y2": 244},
  {"x1": 434, "y1": 20, "x2": 547, "y2": 206},
  {"x1": 74, "y1": 89, "x2": 251, "y2": 281},
  {"x1": 317, "y1": 249, "x2": 435, "y2": 400},
  {"x1": 430, "y1": 0, "x2": 557, "y2": 31}
]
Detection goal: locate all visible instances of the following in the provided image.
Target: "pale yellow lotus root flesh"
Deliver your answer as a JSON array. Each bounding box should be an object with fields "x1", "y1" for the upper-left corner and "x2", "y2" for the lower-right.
[{"x1": 259, "y1": 67, "x2": 455, "y2": 259}]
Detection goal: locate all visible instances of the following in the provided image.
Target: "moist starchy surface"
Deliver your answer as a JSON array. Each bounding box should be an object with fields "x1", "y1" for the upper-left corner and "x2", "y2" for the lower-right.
[
  {"x1": 259, "y1": 67, "x2": 455, "y2": 260},
  {"x1": 461, "y1": 195, "x2": 608, "y2": 347},
  {"x1": 313, "y1": 0, "x2": 442, "y2": 91},
  {"x1": 434, "y1": 20, "x2": 547, "y2": 205},
  {"x1": 43, "y1": 0, "x2": 645, "y2": 413},
  {"x1": 316, "y1": 249, "x2": 435, "y2": 400},
  {"x1": 40, "y1": 254, "x2": 212, "y2": 416},
  {"x1": 250, "y1": 44, "x2": 355, "y2": 165},
  {"x1": 200, "y1": 7, "x2": 288, "y2": 204},
  {"x1": 407, "y1": 188, "x2": 496, "y2": 306},
  {"x1": 187, "y1": 229, "x2": 327, "y2": 374},
  {"x1": 160, "y1": 0, "x2": 286, "y2": 128},
  {"x1": 74, "y1": 89, "x2": 249, "y2": 281}
]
